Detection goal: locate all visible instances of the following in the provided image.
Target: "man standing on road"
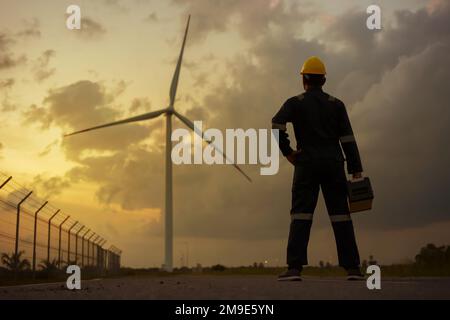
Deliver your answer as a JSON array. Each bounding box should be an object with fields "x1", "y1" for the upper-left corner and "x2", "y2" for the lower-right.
[{"x1": 272, "y1": 56, "x2": 364, "y2": 281}]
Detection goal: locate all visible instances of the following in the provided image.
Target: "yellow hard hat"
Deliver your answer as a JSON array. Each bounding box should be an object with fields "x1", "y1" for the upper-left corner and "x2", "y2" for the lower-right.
[{"x1": 300, "y1": 56, "x2": 326, "y2": 75}]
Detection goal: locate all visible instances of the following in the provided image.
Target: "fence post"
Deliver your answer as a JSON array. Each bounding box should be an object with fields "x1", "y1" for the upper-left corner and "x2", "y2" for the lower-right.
[
  {"x1": 0, "y1": 176, "x2": 12, "y2": 189},
  {"x1": 81, "y1": 229, "x2": 91, "y2": 267},
  {"x1": 92, "y1": 235, "x2": 100, "y2": 266},
  {"x1": 58, "y1": 216, "x2": 70, "y2": 268},
  {"x1": 87, "y1": 233, "x2": 95, "y2": 267},
  {"x1": 104, "y1": 248, "x2": 107, "y2": 271},
  {"x1": 96, "y1": 237, "x2": 103, "y2": 268},
  {"x1": 99, "y1": 240, "x2": 107, "y2": 271},
  {"x1": 110, "y1": 246, "x2": 114, "y2": 271},
  {"x1": 47, "y1": 209, "x2": 60, "y2": 262},
  {"x1": 93, "y1": 235, "x2": 100, "y2": 267},
  {"x1": 32, "y1": 200, "x2": 48, "y2": 278},
  {"x1": 15, "y1": 191, "x2": 33, "y2": 257},
  {"x1": 110, "y1": 246, "x2": 118, "y2": 271},
  {"x1": 74, "y1": 225, "x2": 85, "y2": 265},
  {"x1": 96, "y1": 237, "x2": 102, "y2": 268},
  {"x1": 67, "y1": 221, "x2": 78, "y2": 264}
]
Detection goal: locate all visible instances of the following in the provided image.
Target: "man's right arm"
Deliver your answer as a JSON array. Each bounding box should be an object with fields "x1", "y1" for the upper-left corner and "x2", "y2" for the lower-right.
[
  {"x1": 272, "y1": 99, "x2": 295, "y2": 158},
  {"x1": 337, "y1": 100, "x2": 363, "y2": 175}
]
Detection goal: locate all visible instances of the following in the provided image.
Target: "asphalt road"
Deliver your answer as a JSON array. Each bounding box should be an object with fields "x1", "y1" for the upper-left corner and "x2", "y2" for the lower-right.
[{"x1": 0, "y1": 275, "x2": 449, "y2": 300}]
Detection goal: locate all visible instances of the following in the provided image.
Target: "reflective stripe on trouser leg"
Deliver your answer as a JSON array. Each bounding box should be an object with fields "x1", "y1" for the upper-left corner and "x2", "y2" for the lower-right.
[
  {"x1": 291, "y1": 213, "x2": 313, "y2": 221},
  {"x1": 339, "y1": 135, "x2": 355, "y2": 143},
  {"x1": 329, "y1": 214, "x2": 352, "y2": 223}
]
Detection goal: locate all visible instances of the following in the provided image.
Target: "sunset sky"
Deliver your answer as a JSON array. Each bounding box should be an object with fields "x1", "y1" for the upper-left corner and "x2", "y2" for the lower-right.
[{"x1": 1, "y1": 0, "x2": 449, "y2": 268}]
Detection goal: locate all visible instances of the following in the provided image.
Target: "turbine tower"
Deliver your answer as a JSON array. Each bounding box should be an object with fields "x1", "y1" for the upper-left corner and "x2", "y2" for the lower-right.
[{"x1": 64, "y1": 15, "x2": 251, "y2": 272}]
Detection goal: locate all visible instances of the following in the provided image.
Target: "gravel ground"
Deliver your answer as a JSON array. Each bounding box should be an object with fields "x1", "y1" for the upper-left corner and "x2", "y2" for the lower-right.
[{"x1": 0, "y1": 275, "x2": 449, "y2": 300}]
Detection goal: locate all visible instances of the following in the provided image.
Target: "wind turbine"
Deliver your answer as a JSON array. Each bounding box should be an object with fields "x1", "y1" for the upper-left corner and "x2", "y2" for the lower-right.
[{"x1": 64, "y1": 15, "x2": 251, "y2": 272}]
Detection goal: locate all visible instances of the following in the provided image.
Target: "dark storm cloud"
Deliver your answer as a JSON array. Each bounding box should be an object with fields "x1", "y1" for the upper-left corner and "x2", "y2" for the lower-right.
[
  {"x1": 144, "y1": 12, "x2": 158, "y2": 23},
  {"x1": 0, "y1": 33, "x2": 26, "y2": 69},
  {"x1": 352, "y1": 41, "x2": 450, "y2": 229},
  {"x1": 39, "y1": 1, "x2": 450, "y2": 240},
  {"x1": 0, "y1": 78, "x2": 14, "y2": 89},
  {"x1": 324, "y1": 3, "x2": 450, "y2": 105},
  {"x1": 103, "y1": 0, "x2": 129, "y2": 13},
  {"x1": 32, "y1": 49, "x2": 56, "y2": 82},
  {"x1": 1, "y1": 78, "x2": 16, "y2": 112},
  {"x1": 192, "y1": 72, "x2": 208, "y2": 88},
  {"x1": 172, "y1": 0, "x2": 313, "y2": 42},
  {"x1": 76, "y1": 17, "x2": 107, "y2": 40},
  {"x1": 0, "y1": 19, "x2": 39, "y2": 72},
  {"x1": 23, "y1": 104, "x2": 52, "y2": 129},
  {"x1": 2, "y1": 100, "x2": 17, "y2": 112},
  {"x1": 32, "y1": 174, "x2": 71, "y2": 198},
  {"x1": 23, "y1": 78, "x2": 164, "y2": 208},
  {"x1": 23, "y1": 80, "x2": 152, "y2": 161},
  {"x1": 66, "y1": 146, "x2": 165, "y2": 211},
  {"x1": 130, "y1": 97, "x2": 152, "y2": 113},
  {"x1": 16, "y1": 18, "x2": 41, "y2": 38}
]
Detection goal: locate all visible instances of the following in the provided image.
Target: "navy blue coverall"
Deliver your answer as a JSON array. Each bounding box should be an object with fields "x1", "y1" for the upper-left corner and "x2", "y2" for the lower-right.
[{"x1": 272, "y1": 88, "x2": 362, "y2": 269}]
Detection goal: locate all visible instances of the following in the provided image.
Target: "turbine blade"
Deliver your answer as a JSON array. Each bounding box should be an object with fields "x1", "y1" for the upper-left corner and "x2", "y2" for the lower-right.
[
  {"x1": 169, "y1": 15, "x2": 191, "y2": 107},
  {"x1": 174, "y1": 111, "x2": 252, "y2": 182},
  {"x1": 64, "y1": 108, "x2": 167, "y2": 137},
  {"x1": 173, "y1": 110, "x2": 206, "y2": 139}
]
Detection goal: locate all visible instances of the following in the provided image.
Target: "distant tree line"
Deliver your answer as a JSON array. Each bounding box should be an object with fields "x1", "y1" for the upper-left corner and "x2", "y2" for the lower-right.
[
  {"x1": 318, "y1": 244, "x2": 450, "y2": 269},
  {"x1": 2, "y1": 243, "x2": 449, "y2": 280},
  {"x1": 0, "y1": 251, "x2": 108, "y2": 281},
  {"x1": 415, "y1": 243, "x2": 450, "y2": 267}
]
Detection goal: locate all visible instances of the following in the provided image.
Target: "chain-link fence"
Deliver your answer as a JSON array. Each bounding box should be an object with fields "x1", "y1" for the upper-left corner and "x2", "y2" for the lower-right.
[{"x1": 0, "y1": 171, "x2": 121, "y2": 277}]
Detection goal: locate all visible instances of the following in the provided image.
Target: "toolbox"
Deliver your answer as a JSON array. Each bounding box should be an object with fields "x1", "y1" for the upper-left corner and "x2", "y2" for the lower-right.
[{"x1": 347, "y1": 177, "x2": 374, "y2": 213}]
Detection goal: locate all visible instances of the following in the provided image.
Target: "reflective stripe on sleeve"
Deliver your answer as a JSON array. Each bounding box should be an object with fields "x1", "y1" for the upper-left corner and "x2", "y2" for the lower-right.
[
  {"x1": 329, "y1": 214, "x2": 352, "y2": 223},
  {"x1": 339, "y1": 135, "x2": 356, "y2": 143},
  {"x1": 291, "y1": 213, "x2": 313, "y2": 221},
  {"x1": 272, "y1": 123, "x2": 287, "y2": 131}
]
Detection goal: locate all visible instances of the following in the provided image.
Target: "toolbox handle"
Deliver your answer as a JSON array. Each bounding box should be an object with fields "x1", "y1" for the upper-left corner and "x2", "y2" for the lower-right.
[{"x1": 349, "y1": 176, "x2": 365, "y2": 182}]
